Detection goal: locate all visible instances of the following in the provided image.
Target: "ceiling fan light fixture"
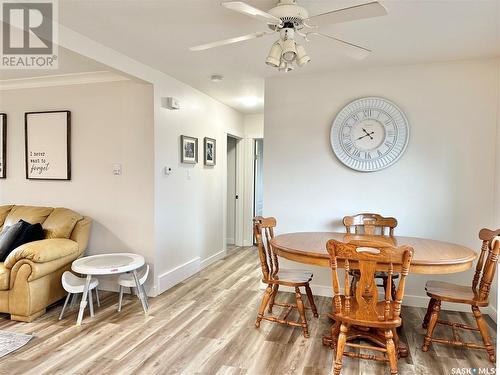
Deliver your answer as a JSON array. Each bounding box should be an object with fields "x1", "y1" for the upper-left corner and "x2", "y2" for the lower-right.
[
  {"x1": 279, "y1": 60, "x2": 294, "y2": 73},
  {"x1": 295, "y1": 44, "x2": 310, "y2": 67},
  {"x1": 265, "y1": 41, "x2": 282, "y2": 67},
  {"x1": 281, "y1": 38, "x2": 296, "y2": 62}
]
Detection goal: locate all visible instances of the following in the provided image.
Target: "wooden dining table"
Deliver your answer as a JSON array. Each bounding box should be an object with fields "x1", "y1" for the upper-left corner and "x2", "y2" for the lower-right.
[{"x1": 270, "y1": 231, "x2": 478, "y2": 357}]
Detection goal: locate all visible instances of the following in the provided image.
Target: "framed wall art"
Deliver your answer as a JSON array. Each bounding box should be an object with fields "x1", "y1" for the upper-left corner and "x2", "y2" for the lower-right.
[
  {"x1": 204, "y1": 137, "x2": 216, "y2": 166},
  {"x1": 0, "y1": 114, "x2": 6, "y2": 179},
  {"x1": 25, "y1": 110, "x2": 71, "y2": 180},
  {"x1": 181, "y1": 135, "x2": 198, "y2": 164}
]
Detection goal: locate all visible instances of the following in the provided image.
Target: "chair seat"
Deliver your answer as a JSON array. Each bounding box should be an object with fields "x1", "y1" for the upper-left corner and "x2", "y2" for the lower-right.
[
  {"x1": 425, "y1": 280, "x2": 488, "y2": 306},
  {"x1": 62, "y1": 271, "x2": 98, "y2": 294},
  {"x1": 329, "y1": 296, "x2": 401, "y2": 328},
  {"x1": 267, "y1": 268, "x2": 313, "y2": 285},
  {"x1": 118, "y1": 265, "x2": 149, "y2": 288}
]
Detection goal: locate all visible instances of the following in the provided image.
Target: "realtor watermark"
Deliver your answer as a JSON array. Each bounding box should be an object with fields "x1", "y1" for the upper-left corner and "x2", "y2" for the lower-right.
[
  {"x1": 1, "y1": 0, "x2": 58, "y2": 69},
  {"x1": 451, "y1": 368, "x2": 496, "y2": 375}
]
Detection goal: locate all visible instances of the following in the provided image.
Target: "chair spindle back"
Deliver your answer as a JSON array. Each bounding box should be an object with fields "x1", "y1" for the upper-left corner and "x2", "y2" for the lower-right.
[
  {"x1": 253, "y1": 216, "x2": 279, "y2": 281},
  {"x1": 472, "y1": 228, "x2": 500, "y2": 301},
  {"x1": 326, "y1": 239, "x2": 413, "y2": 322},
  {"x1": 343, "y1": 213, "x2": 398, "y2": 236}
]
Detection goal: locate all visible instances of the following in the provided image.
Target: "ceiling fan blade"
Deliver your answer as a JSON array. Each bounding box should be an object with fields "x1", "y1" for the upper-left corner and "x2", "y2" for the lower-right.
[
  {"x1": 308, "y1": 33, "x2": 371, "y2": 60},
  {"x1": 305, "y1": 1, "x2": 387, "y2": 27},
  {"x1": 190, "y1": 31, "x2": 272, "y2": 51},
  {"x1": 221, "y1": 1, "x2": 282, "y2": 25}
]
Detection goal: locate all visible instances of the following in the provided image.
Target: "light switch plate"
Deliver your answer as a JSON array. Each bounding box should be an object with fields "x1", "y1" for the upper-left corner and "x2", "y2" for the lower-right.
[{"x1": 112, "y1": 163, "x2": 122, "y2": 175}]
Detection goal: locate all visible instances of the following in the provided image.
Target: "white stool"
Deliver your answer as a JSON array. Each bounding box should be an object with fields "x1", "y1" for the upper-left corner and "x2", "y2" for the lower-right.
[
  {"x1": 60, "y1": 271, "x2": 100, "y2": 320},
  {"x1": 117, "y1": 265, "x2": 149, "y2": 312}
]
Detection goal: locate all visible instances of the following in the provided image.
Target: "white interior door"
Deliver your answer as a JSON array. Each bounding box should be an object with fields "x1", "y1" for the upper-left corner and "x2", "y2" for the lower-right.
[
  {"x1": 226, "y1": 136, "x2": 237, "y2": 245},
  {"x1": 254, "y1": 139, "x2": 264, "y2": 217}
]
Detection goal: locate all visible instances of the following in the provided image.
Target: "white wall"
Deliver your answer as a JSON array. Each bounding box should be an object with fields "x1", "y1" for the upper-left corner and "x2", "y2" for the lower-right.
[
  {"x1": 0, "y1": 80, "x2": 156, "y2": 289},
  {"x1": 244, "y1": 113, "x2": 264, "y2": 139},
  {"x1": 264, "y1": 59, "x2": 499, "y2": 314},
  {"x1": 153, "y1": 86, "x2": 244, "y2": 293}
]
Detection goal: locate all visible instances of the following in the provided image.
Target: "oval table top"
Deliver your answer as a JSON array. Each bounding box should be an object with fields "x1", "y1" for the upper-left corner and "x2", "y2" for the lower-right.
[
  {"x1": 72, "y1": 253, "x2": 145, "y2": 275},
  {"x1": 271, "y1": 232, "x2": 477, "y2": 274}
]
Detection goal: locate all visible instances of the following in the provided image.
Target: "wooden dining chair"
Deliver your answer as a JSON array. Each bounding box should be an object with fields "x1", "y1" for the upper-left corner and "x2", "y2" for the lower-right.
[
  {"x1": 422, "y1": 228, "x2": 500, "y2": 363},
  {"x1": 343, "y1": 213, "x2": 399, "y2": 300},
  {"x1": 326, "y1": 238, "x2": 414, "y2": 375},
  {"x1": 253, "y1": 216, "x2": 318, "y2": 338}
]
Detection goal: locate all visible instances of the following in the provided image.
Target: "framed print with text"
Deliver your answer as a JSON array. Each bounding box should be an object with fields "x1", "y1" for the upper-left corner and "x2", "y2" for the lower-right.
[{"x1": 25, "y1": 111, "x2": 71, "y2": 180}]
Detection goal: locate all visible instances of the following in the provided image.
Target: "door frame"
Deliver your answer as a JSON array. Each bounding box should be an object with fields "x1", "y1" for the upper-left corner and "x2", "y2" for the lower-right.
[{"x1": 224, "y1": 133, "x2": 244, "y2": 249}]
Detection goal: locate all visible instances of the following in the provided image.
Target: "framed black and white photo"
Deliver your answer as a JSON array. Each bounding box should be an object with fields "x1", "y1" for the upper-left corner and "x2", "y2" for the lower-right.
[
  {"x1": 0, "y1": 114, "x2": 6, "y2": 179},
  {"x1": 25, "y1": 111, "x2": 71, "y2": 180},
  {"x1": 181, "y1": 135, "x2": 198, "y2": 164},
  {"x1": 204, "y1": 137, "x2": 216, "y2": 166}
]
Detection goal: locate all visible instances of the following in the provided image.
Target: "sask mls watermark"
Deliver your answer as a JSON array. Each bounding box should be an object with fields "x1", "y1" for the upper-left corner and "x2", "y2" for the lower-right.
[
  {"x1": 0, "y1": 0, "x2": 58, "y2": 69},
  {"x1": 451, "y1": 368, "x2": 496, "y2": 375}
]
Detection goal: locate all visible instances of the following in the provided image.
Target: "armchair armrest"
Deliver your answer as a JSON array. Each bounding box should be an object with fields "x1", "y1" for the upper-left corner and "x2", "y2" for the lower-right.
[{"x1": 5, "y1": 239, "x2": 79, "y2": 269}]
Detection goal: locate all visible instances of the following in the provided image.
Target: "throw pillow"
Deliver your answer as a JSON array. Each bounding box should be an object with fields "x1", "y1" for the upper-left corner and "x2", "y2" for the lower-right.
[
  {"x1": 0, "y1": 222, "x2": 24, "y2": 261},
  {"x1": 1, "y1": 220, "x2": 45, "y2": 262}
]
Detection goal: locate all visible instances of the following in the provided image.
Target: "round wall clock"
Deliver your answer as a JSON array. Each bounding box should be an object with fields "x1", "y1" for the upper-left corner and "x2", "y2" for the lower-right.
[{"x1": 330, "y1": 97, "x2": 409, "y2": 172}]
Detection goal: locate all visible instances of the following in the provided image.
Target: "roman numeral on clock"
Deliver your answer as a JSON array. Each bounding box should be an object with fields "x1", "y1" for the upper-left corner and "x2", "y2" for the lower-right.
[{"x1": 343, "y1": 139, "x2": 354, "y2": 148}]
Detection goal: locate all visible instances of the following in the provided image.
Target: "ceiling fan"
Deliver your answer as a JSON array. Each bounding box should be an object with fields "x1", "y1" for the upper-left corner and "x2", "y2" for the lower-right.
[{"x1": 189, "y1": 0, "x2": 387, "y2": 72}]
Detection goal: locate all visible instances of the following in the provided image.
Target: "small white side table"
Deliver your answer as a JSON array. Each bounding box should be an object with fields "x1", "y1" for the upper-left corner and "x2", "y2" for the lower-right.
[{"x1": 72, "y1": 253, "x2": 148, "y2": 325}]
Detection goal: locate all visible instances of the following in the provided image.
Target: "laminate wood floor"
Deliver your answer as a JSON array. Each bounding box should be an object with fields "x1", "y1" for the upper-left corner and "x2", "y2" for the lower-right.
[{"x1": 0, "y1": 247, "x2": 496, "y2": 375}]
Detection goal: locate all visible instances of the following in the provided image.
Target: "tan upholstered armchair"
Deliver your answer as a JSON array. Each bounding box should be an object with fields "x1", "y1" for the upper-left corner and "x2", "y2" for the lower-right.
[{"x1": 0, "y1": 205, "x2": 91, "y2": 322}]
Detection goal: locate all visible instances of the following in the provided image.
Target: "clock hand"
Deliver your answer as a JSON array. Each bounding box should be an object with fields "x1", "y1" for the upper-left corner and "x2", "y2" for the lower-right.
[
  {"x1": 357, "y1": 131, "x2": 375, "y2": 140},
  {"x1": 362, "y1": 128, "x2": 375, "y2": 140}
]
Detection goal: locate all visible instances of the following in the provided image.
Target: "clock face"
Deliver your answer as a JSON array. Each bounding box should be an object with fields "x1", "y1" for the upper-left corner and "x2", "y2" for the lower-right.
[{"x1": 330, "y1": 97, "x2": 409, "y2": 172}]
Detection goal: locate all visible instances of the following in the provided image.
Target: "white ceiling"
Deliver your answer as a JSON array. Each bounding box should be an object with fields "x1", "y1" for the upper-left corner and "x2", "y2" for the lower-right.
[{"x1": 6, "y1": 1, "x2": 500, "y2": 114}]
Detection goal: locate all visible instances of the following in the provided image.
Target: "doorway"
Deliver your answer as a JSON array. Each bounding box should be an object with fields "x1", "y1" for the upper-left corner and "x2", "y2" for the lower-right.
[
  {"x1": 254, "y1": 139, "x2": 264, "y2": 218},
  {"x1": 226, "y1": 136, "x2": 238, "y2": 248}
]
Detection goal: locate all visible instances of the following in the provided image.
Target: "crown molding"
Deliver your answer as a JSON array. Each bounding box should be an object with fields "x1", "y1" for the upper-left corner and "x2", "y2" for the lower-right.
[{"x1": 0, "y1": 71, "x2": 130, "y2": 90}]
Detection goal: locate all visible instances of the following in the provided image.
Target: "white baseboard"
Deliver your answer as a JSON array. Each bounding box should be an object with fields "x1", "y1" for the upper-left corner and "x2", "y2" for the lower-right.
[
  {"x1": 158, "y1": 257, "x2": 201, "y2": 295},
  {"x1": 201, "y1": 249, "x2": 227, "y2": 269},
  {"x1": 226, "y1": 238, "x2": 235, "y2": 245},
  {"x1": 156, "y1": 249, "x2": 228, "y2": 295},
  {"x1": 262, "y1": 282, "x2": 498, "y2": 321},
  {"x1": 243, "y1": 239, "x2": 254, "y2": 247}
]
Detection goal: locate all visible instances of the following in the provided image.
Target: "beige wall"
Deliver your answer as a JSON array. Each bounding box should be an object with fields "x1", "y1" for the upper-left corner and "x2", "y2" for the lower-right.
[
  {"x1": 0, "y1": 80, "x2": 155, "y2": 287},
  {"x1": 264, "y1": 59, "x2": 498, "y2": 315}
]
